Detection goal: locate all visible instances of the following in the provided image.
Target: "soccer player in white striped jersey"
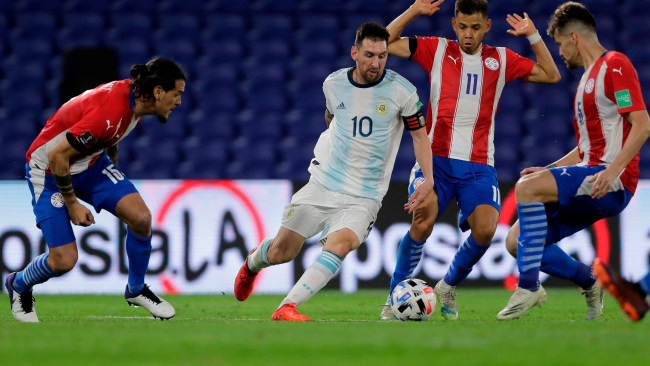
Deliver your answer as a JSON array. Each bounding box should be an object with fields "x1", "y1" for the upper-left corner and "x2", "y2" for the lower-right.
[
  {"x1": 499, "y1": 2, "x2": 650, "y2": 320},
  {"x1": 379, "y1": 0, "x2": 561, "y2": 321},
  {"x1": 233, "y1": 23, "x2": 434, "y2": 321}
]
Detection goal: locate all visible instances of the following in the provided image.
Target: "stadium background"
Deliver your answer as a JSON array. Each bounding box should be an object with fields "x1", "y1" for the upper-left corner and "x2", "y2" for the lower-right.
[{"x1": 0, "y1": 0, "x2": 649, "y2": 294}]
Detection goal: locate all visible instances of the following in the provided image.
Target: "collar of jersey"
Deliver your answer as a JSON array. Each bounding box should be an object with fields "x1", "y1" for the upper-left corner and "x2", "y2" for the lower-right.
[
  {"x1": 128, "y1": 89, "x2": 135, "y2": 109},
  {"x1": 347, "y1": 68, "x2": 386, "y2": 88}
]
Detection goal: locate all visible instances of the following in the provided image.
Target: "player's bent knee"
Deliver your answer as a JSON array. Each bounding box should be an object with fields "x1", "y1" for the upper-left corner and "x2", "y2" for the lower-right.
[
  {"x1": 411, "y1": 217, "x2": 434, "y2": 241},
  {"x1": 49, "y1": 248, "x2": 78, "y2": 274},
  {"x1": 472, "y1": 223, "x2": 497, "y2": 245},
  {"x1": 514, "y1": 176, "x2": 539, "y2": 203},
  {"x1": 129, "y1": 210, "x2": 152, "y2": 237}
]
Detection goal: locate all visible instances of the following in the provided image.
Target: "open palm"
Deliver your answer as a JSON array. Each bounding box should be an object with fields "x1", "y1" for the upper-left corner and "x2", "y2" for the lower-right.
[
  {"x1": 506, "y1": 12, "x2": 537, "y2": 37},
  {"x1": 413, "y1": 0, "x2": 445, "y2": 16}
]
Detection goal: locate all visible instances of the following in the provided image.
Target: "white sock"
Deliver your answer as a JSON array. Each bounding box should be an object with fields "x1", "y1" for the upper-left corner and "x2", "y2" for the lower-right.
[
  {"x1": 279, "y1": 250, "x2": 342, "y2": 308},
  {"x1": 247, "y1": 238, "x2": 273, "y2": 273}
]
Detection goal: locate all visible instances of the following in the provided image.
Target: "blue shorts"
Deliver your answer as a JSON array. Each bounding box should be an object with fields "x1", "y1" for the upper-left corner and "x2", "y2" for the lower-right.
[
  {"x1": 409, "y1": 155, "x2": 501, "y2": 231},
  {"x1": 545, "y1": 165, "x2": 633, "y2": 244},
  {"x1": 26, "y1": 153, "x2": 138, "y2": 248}
]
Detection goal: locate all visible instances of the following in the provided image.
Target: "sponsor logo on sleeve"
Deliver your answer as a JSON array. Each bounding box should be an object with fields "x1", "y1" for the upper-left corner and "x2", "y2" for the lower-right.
[
  {"x1": 76, "y1": 131, "x2": 96, "y2": 147},
  {"x1": 615, "y1": 90, "x2": 633, "y2": 108}
]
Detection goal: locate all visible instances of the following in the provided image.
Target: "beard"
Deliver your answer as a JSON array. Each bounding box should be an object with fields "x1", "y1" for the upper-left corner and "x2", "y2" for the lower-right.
[
  {"x1": 157, "y1": 114, "x2": 168, "y2": 123},
  {"x1": 563, "y1": 57, "x2": 580, "y2": 70},
  {"x1": 361, "y1": 69, "x2": 381, "y2": 83}
]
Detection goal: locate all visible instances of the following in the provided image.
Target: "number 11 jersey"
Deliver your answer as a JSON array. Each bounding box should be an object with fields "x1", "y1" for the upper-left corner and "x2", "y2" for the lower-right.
[{"x1": 309, "y1": 68, "x2": 422, "y2": 202}]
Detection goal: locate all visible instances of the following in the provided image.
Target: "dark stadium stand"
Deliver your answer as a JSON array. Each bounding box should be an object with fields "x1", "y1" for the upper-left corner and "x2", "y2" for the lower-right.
[{"x1": 0, "y1": 0, "x2": 649, "y2": 182}]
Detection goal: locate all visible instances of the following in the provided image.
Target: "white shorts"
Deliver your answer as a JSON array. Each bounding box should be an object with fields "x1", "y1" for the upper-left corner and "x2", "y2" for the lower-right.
[{"x1": 281, "y1": 179, "x2": 381, "y2": 246}]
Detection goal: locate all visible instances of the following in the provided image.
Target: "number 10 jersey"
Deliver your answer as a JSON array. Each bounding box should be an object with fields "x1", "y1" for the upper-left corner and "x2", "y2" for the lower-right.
[{"x1": 309, "y1": 68, "x2": 421, "y2": 202}]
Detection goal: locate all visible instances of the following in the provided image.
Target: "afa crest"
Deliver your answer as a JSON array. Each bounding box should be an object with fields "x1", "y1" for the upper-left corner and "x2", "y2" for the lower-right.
[{"x1": 376, "y1": 102, "x2": 389, "y2": 116}]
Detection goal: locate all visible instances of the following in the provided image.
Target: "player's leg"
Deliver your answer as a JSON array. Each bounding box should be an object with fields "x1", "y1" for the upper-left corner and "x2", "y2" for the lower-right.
[
  {"x1": 85, "y1": 155, "x2": 173, "y2": 319},
  {"x1": 390, "y1": 190, "x2": 438, "y2": 292},
  {"x1": 6, "y1": 213, "x2": 76, "y2": 323},
  {"x1": 594, "y1": 260, "x2": 650, "y2": 321},
  {"x1": 235, "y1": 181, "x2": 326, "y2": 301},
  {"x1": 7, "y1": 166, "x2": 77, "y2": 322},
  {"x1": 235, "y1": 226, "x2": 307, "y2": 301},
  {"x1": 272, "y1": 228, "x2": 359, "y2": 321},
  {"x1": 506, "y1": 221, "x2": 602, "y2": 320},
  {"x1": 498, "y1": 170, "x2": 557, "y2": 319}
]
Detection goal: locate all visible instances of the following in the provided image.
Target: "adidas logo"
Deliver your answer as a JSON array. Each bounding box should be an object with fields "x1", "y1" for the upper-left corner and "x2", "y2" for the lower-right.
[{"x1": 336, "y1": 102, "x2": 346, "y2": 110}]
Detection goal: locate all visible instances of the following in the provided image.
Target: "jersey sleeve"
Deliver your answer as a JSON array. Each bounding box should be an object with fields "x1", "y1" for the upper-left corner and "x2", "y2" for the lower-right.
[
  {"x1": 323, "y1": 81, "x2": 334, "y2": 115},
  {"x1": 400, "y1": 92, "x2": 426, "y2": 131},
  {"x1": 66, "y1": 97, "x2": 123, "y2": 154},
  {"x1": 505, "y1": 48, "x2": 536, "y2": 83},
  {"x1": 410, "y1": 37, "x2": 440, "y2": 72},
  {"x1": 604, "y1": 54, "x2": 646, "y2": 114}
]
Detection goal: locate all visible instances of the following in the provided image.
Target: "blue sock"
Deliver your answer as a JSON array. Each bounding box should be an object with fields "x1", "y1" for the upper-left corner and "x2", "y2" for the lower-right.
[
  {"x1": 126, "y1": 228, "x2": 152, "y2": 294},
  {"x1": 390, "y1": 231, "x2": 425, "y2": 293},
  {"x1": 443, "y1": 234, "x2": 489, "y2": 286},
  {"x1": 517, "y1": 202, "x2": 547, "y2": 291},
  {"x1": 639, "y1": 270, "x2": 650, "y2": 295},
  {"x1": 12, "y1": 253, "x2": 56, "y2": 294},
  {"x1": 540, "y1": 244, "x2": 596, "y2": 289}
]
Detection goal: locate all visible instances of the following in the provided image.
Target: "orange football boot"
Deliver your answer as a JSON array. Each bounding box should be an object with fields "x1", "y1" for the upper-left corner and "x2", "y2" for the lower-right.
[
  {"x1": 272, "y1": 303, "x2": 311, "y2": 321},
  {"x1": 593, "y1": 258, "x2": 649, "y2": 322},
  {"x1": 234, "y1": 248, "x2": 259, "y2": 301}
]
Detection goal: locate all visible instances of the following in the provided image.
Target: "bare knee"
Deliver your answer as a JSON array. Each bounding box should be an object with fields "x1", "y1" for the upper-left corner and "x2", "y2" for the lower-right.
[
  {"x1": 515, "y1": 176, "x2": 538, "y2": 203},
  {"x1": 128, "y1": 209, "x2": 152, "y2": 237},
  {"x1": 48, "y1": 248, "x2": 78, "y2": 274},
  {"x1": 471, "y1": 222, "x2": 497, "y2": 245},
  {"x1": 506, "y1": 225, "x2": 519, "y2": 258},
  {"x1": 411, "y1": 217, "x2": 435, "y2": 242}
]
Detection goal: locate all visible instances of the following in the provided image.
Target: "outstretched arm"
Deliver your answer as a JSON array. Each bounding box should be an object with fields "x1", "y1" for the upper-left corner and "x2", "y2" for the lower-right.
[
  {"x1": 387, "y1": 0, "x2": 444, "y2": 58},
  {"x1": 506, "y1": 13, "x2": 561, "y2": 84}
]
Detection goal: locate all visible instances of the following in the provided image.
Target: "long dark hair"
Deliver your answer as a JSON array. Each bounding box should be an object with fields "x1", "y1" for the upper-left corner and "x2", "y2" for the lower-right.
[{"x1": 129, "y1": 57, "x2": 186, "y2": 101}]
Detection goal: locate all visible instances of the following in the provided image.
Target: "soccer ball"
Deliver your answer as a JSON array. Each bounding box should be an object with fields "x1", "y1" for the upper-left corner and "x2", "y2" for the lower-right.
[{"x1": 390, "y1": 278, "x2": 437, "y2": 321}]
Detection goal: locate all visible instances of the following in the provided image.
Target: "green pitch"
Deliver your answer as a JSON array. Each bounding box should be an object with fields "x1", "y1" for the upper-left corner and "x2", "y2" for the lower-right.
[{"x1": 1, "y1": 289, "x2": 649, "y2": 365}]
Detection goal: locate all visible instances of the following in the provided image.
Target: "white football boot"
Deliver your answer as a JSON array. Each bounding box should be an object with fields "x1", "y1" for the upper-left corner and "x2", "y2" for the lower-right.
[
  {"x1": 583, "y1": 282, "x2": 604, "y2": 321},
  {"x1": 125, "y1": 285, "x2": 175, "y2": 320},
  {"x1": 434, "y1": 280, "x2": 458, "y2": 320},
  {"x1": 5, "y1": 273, "x2": 39, "y2": 323},
  {"x1": 497, "y1": 284, "x2": 547, "y2": 320},
  {"x1": 379, "y1": 294, "x2": 398, "y2": 320}
]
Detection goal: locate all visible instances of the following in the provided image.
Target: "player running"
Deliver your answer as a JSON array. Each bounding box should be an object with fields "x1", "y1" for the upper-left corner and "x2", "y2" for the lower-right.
[
  {"x1": 4, "y1": 58, "x2": 186, "y2": 322},
  {"x1": 234, "y1": 23, "x2": 434, "y2": 321},
  {"x1": 498, "y1": 2, "x2": 650, "y2": 320},
  {"x1": 379, "y1": 0, "x2": 561, "y2": 320}
]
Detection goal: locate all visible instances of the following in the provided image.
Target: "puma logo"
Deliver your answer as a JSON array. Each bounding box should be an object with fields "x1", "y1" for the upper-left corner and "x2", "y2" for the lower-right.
[
  {"x1": 448, "y1": 55, "x2": 459, "y2": 64},
  {"x1": 106, "y1": 120, "x2": 113, "y2": 130},
  {"x1": 561, "y1": 168, "x2": 570, "y2": 176},
  {"x1": 613, "y1": 68, "x2": 622, "y2": 75}
]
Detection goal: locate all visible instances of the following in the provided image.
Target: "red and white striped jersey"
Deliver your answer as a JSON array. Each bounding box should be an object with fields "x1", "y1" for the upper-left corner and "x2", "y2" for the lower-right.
[
  {"x1": 411, "y1": 37, "x2": 535, "y2": 166},
  {"x1": 574, "y1": 51, "x2": 646, "y2": 194},
  {"x1": 26, "y1": 80, "x2": 141, "y2": 174}
]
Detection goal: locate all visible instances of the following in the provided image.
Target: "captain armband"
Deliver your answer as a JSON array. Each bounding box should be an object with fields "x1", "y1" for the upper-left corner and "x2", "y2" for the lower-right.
[{"x1": 402, "y1": 109, "x2": 426, "y2": 131}]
